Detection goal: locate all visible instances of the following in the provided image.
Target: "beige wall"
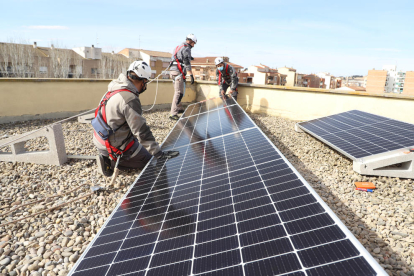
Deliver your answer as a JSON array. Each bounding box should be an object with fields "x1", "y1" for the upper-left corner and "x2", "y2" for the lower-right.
[
  {"x1": 277, "y1": 68, "x2": 296, "y2": 87},
  {"x1": 196, "y1": 81, "x2": 414, "y2": 124},
  {"x1": 1, "y1": 78, "x2": 413, "y2": 125},
  {"x1": 366, "y1": 70, "x2": 387, "y2": 94},
  {"x1": 0, "y1": 78, "x2": 196, "y2": 123},
  {"x1": 404, "y1": 71, "x2": 414, "y2": 96}
]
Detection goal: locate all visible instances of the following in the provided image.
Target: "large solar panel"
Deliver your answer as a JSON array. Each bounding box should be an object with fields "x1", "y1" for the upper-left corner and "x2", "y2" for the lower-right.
[
  {"x1": 69, "y1": 100, "x2": 386, "y2": 276},
  {"x1": 297, "y1": 110, "x2": 414, "y2": 160}
]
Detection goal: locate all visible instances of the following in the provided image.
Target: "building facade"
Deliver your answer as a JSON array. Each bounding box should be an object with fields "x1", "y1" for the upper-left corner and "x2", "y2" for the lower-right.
[
  {"x1": 316, "y1": 72, "x2": 341, "y2": 89},
  {"x1": 296, "y1": 74, "x2": 305, "y2": 87},
  {"x1": 365, "y1": 65, "x2": 408, "y2": 94},
  {"x1": 191, "y1": 57, "x2": 244, "y2": 82},
  {"x1": 238, "y1": 72, "x2": 254, "y2": 84},
  {"x1": 118, "y1": 48, "x2": 171, "y2": 78},
  {"x1": 366, "y1": 70, "x2": 387, "y2": 93},
  {"x1": 277, "y1": 67, "x2": 297, "y2": 87},
  {"x1": 404, "y1": 71, "x2": 414, "y2": 96},
  {"x1": 0, "y1": 42, "x2": 135, "y2": 79},
  {"x1": 302, "y1": 74, "x2": 322, "y2": 88},
  {"x1": 246, "y1": 64, "x2": 286, "y2": 86}
]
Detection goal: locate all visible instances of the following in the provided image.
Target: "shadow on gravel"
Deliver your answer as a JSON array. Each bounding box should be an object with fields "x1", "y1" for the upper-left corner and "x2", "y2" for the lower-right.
[{"x1": 255, "y1": 117, "x2": 407, "y2": 276}]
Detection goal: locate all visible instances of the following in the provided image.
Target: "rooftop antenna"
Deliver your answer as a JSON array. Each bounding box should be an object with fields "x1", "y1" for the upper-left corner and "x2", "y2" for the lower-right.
[
  {"x1": 96, "y1": 33, "x2": 99, "y2": 47},
  {"x1": 139, "y1": 35, "x2": 141, "y2": 50}
]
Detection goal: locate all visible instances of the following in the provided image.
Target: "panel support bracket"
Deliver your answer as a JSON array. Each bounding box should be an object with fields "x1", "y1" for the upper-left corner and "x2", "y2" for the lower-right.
[{"x1": 353, "y1": 152, "x2": 414, "y2": 179}]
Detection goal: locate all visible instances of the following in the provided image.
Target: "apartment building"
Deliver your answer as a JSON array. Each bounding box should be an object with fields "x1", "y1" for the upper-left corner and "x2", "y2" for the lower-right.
[
  {"x1": 118, "y1": 48, "x2": 171, "y2": 78},
  {"x1": 238, "y1": 72, "x2": 254, "y2": 84},
  {"x1": 277, "y1": 67, "x2": 297, "y2": 87},
  {"x1": 365, "y1": 65, "x2": 409, "y2": 94},
  {"x1": 0, "y1": 42, "x2": 136, "y2": 79},
  {"x1": 404, "y1": 71, "x2": 414, "y2": 96},
  {"x1": 302, "y1": 74, "x2": 322, "y2": 88},
  {"x1": 0, "y1": 42, "x2": 82, "y2": 78},
  {"x1": 343, "y1": 76, "x2": 366, "y2": 87},
  {"x1": 317, "y1": 72, "x2": 342, "y2": 89},
  {"x1": 246, "y1": 64, "x2": 287, "y2": 86},
  {"x1": 296, "y1": 73, "x2": 305, "y2": 87},
  {"x1": 366, "y1": 70, "x2": 387, "y2": 93},
  {"x1": 191, "y1": 57, "x2": 243, "y2": 81}
]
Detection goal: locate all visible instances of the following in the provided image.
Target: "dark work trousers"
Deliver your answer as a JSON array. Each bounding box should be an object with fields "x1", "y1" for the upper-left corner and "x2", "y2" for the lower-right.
[
  {"x1": 109, "y1": 142, "x2": 152, "y2": 171},
  {"x1": 170, "y1": 71, "x2": 184, "y2": 115},
  {"x1": 219, "y1": 83, "x2": 238, "y2": 101}
]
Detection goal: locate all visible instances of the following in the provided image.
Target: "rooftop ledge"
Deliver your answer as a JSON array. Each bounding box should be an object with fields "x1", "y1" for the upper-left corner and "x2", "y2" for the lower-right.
[
  {"x1": 196, "y1": 80, "x2": 414, "y2": 101},
  {"x1": 1, "y1": 78, "x2": 412, "y2": 100},
  {"x1": 0, "y1": 78, "x2": 413, "y2": 125}
]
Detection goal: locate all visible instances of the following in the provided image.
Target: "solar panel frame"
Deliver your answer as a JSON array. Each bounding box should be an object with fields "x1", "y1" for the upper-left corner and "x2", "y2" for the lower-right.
[
  {"x1": 69, "y1": 100, "x2": 387, "y2": 276},
  {"x1": 297, "y1": 110, "x2": 414, "y2": 162}
]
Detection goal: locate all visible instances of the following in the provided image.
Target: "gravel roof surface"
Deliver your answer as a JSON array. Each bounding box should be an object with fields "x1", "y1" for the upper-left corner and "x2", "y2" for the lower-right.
[{"x1": 0, "y1": 110, "x2": 412, "y2": 276}]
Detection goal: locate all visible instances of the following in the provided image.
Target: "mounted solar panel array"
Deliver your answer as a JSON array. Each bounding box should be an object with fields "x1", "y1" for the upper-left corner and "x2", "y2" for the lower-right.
[
  {"x1": 69, "y1": 100, "x2": 386, "y2": 276},
  {"x1": 297, "y1": 110, "x2": 414, "y2": 178}
]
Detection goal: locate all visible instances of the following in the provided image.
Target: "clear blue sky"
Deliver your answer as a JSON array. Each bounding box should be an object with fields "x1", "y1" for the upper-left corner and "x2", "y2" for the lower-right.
[{"x1": 1, "y1": 0, "x2": 413, "y2": 76}]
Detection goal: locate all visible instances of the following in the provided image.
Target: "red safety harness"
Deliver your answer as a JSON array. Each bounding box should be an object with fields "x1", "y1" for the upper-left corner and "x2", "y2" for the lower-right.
[
  {"x1": 94, "y1": 89, "x2": 135, "y2": 161},
  {"x1": 173, "y1": 44, "x2": 187, "y2": 78},
  {"x1": 218, "y1": 63, "x2": 229, "y2": 85}
]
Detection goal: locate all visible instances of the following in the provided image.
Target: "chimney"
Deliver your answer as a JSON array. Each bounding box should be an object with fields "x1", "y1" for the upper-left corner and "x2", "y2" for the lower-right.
[
  {"x1": 206, "y1": 59, "x2": 209, "y2": 63},
  {"x1": 111, "y1": 51, "x2": 114, "y2": 55},
  {"x1": 92, "y1": 45, "x2": 94, "y2": 48},
  {"x1": 33, "y1": 42, "x2": 37, "y2": 49},
  {"x1": 51, "y1": 44, "x2": 54, "y2": 49}
]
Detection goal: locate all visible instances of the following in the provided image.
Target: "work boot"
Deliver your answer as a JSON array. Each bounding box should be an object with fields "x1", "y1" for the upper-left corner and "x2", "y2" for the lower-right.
[
  {"x1": 178, "y1": 109, "x2": 185, "y2": 114},
  {"x1": 169, "y1": 115, "x2": 180, "y2": 121},
  {"x1": 97, "y1": 154, "x2": 113, "y2": 177}
]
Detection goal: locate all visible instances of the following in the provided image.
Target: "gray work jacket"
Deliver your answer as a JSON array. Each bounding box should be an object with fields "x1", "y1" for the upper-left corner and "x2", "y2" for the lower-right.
[
  {"x1": 216, "y1": 63, "x2": 238, "y2": 91},
  {"x1": 93, "y1": 73, "x2": 161, "y2": 157},
  {"x1": 170, "y1": 42, "x2": 192, "y2": 74}
]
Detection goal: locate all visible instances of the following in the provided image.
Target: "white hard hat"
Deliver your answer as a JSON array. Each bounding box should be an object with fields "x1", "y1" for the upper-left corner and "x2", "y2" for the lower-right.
[
  {"x1": 215, "y1": 57, "x2": 224, "y2": 65},
  {"x1": 186, "y1": 34, "x2": 197, "y2": 44},
  {"x1": 127, "y1": 60, "x2": 152, "y2": 80}
]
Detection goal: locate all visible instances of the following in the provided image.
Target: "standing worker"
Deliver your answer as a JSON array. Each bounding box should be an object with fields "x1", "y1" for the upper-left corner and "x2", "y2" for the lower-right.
[
  {"x1": 215, "y1": 57, "x2": 239, "y2": 101},
  {"x1": 92, "y1": 60, "x2": 178, "y2": 177},
  {"x1": 169, "y1": 34, "x2": 197, "y2": 120}
]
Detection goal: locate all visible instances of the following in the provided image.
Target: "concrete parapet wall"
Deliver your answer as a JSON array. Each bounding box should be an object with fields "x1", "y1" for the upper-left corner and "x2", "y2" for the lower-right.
[
  {"x1": 1, "y1": 78, "x2": 413, "y2": 124},
  {"x1": 0, "y1": 78, "x2": 196, "y2": 124},
  {"x1": 196, "y1": 81, "x2": 414, "y2": 124}
]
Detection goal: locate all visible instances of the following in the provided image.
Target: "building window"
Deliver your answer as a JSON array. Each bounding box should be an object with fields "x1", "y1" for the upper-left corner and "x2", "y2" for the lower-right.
[
  {"x1": 39, "y1": 67, "x2": 47, "y2": 74},
  {"x1": 151, "y1": 73, "x2": 155, "y2": 78},
  {"x1": 91, "y1": 68, "x2": 98, "y2": 74},
  {"x1": 151, "y1": 61, "x2": 155, "y2": 67},
  {"x1": 162, "y1": 62, "x2": 169, "y2": 68}
]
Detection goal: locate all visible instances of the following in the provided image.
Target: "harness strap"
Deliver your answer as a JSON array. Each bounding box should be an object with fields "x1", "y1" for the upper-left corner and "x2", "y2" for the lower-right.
[
  {"x1": 95, "y1": 89, "x2": 136, "y2": 161},
  {"x1": 174, "y1": 44, "x2": 187, "y2": 78},
  {"x1": 218, "y1": 64, "x2": 229, "y2": 85}
]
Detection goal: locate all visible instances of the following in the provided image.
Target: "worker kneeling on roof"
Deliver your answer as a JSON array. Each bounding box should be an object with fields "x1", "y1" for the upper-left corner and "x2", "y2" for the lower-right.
[
  {"x1": 92, "y1": 61, "x2": 179, "y2": 177},
  {"x1": 169, "y1": 34, "x2": 197, "y2": 121},
  {"x1": 215, "y1": 57, "x2": 238, "y2": 101}
]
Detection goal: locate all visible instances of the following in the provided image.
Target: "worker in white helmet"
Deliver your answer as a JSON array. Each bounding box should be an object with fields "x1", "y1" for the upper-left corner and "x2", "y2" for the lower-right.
[
  {"x1": 92, "y1": 61, "x2": 179, "y2": 177},
  {"x1": 215, "y1": 57, "x2": 238, "y2": 101},
  {"x1": 169, "y1": 34, "x2": 197, "y2": 120}
]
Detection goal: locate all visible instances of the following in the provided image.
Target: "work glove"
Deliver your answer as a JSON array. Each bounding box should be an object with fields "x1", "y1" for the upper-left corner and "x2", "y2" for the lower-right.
[
  {"x1": 190, "y1": 75, "x2": 195, "y2": 85},
  {"x1": 156, "y1": 151, "x2": 180, "y2": 160}
]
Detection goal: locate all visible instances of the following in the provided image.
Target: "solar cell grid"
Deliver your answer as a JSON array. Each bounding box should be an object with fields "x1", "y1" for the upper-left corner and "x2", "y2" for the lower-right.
[
  {"x1": 299, "y1": 110, "x2": 414, "y2": 159},
  {"x1": 69, "y1": 101, "x2": 385, "y2": 276}
]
